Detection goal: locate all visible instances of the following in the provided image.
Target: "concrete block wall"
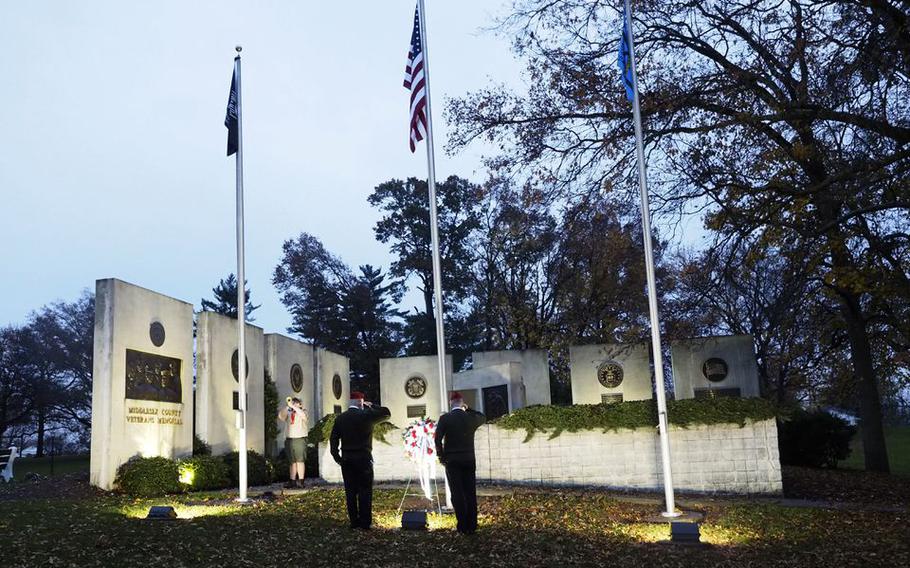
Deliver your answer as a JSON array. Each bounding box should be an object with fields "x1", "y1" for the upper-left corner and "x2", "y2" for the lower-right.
[{"x1": 320, "y1": 419, "x2": 782, "y2": 494}]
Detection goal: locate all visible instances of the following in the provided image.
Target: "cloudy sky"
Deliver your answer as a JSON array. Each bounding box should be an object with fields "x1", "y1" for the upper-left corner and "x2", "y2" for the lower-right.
[{"x1": 0, "y1": 0, "x2": 524, "y2": 333}]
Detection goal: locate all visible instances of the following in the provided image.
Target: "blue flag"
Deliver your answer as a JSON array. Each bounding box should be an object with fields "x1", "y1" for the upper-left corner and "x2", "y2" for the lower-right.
[{"x1": 618, "y1": 10, "x2": 635, "y2": 102}]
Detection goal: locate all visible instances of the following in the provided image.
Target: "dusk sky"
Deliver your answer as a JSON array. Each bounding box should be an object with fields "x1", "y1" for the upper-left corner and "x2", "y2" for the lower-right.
[{"x1": 1, "y1": 1, "x2": 524, "y2": 333}]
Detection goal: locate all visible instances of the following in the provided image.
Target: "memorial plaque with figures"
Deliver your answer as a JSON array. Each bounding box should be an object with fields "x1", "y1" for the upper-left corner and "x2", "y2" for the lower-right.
[
  {"x1": 290, "y1": 364, "x2": 304, "y2": 393},
  {"x1": 597, "y1": 361, "x2": 624, "y2": 389},
  {"x1": 231, "y1": 350, "x2": 250, "y2": 381},
  {"x1": 125, "y1": 349, "x2": 182, "y2": 403},
  {"x1": 149, "y1": 321, "x2": 166, "y2": 347},
  {"x1": 702, "y1": 358, "x2": 729, "y2": 382},
  {"x1": 404, "y1": 376, "x2": 427, "y2": 399},
  {"x1": 332, "y1": 374, "x2": 343, "y2": 400}
]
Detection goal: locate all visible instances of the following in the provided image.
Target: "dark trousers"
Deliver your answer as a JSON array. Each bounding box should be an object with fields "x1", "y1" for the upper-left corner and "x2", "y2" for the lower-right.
[
  {"x1": 340, "y1": 457, "x2": 374, "y2": 528},
  {"x1": 445, "y1": 461, "x2": 478, "y2": 533}
]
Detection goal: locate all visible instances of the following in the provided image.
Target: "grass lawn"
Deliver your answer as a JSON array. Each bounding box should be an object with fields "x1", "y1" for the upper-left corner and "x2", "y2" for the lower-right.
[
  {"x1": 1, "y1": 484, "x2": 908, "y2": 567},
  {"x1": 11, "y1": 454, "x2": 89, "y2": 480},
  {"x1": 841, "y1": 426, "x2": 910, "y2": 474}
]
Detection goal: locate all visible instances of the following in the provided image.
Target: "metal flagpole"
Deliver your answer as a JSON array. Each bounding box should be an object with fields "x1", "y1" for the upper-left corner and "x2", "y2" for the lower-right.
[
  {"x1": 622, "y1": 0, "x2": 678, "y2": 518},
  {"x1": 233, "y1": 46, "x2": 250, "y2": 503},
  {"x1": 416, "y1": 0, "x2": 453, "y2": 509}
]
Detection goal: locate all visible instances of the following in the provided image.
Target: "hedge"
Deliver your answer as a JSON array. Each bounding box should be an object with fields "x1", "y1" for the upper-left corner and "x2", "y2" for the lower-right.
[
  {"x1": 177, "y1": 455, "x2": 231, "y2": 491},
  {"x1": 114, "y1": 456, "x2": 182, "y2": 497},
  {"x1": 493, "y1": 398, "x2": 778, "y2": 441}
]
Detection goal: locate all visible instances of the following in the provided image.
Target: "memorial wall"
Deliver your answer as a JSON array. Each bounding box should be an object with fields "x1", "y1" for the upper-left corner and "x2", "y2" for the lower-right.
[{"x1": 90, "y1": 279, "x2": 195, "y2": 490}]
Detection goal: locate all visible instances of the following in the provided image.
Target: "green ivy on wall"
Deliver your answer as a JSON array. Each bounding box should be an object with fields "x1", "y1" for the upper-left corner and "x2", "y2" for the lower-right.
[
  {"x1": 307, "y1": 413, "x2": 398, "y2": 445},
  {"x1": 493, "y1": 398, "x2": 778, "y2": 441}
]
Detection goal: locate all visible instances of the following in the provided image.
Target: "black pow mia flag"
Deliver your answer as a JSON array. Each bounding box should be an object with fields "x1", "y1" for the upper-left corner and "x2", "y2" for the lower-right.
[{"x1": 224, "y1": 59, "x2": 239, "y2": 156}]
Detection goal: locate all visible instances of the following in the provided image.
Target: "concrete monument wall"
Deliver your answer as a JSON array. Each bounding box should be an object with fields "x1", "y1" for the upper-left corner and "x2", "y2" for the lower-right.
[
  {"x1": 453, "y1": 362, "x2": 523, "y2": 416},
  {"x1": 569, "y1": 343, "x2": 653, "y2": 404},
  {"x1": 90, "y1": 279, "x2": 194, "y2": 490},
  {"x1": 195, "y1": 311, "x2": 265, "y2": 455},
  {"x1": 319, "y1": 419, "x2": 783, "y2": 494},
  {"x1": 317, "y1": 348, "x2": 350, "y2": 418},
  {"x1": 471, "y1": 349, "x2": 551, "y2": 406},
  {"x1": 671, "y1": 335, "x2": 760, "y2": 399},
  {"x1": 379, "y1": 354, "x2": 453, "y2": 427},
  {"x1": 265, "y1": 333, "x2": 314, "y2": 454}
]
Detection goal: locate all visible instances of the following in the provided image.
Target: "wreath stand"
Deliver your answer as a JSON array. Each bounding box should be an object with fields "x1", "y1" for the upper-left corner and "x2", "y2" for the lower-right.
[{"x1": 396, "y1": 471, "x2": 443, "y2": 515}]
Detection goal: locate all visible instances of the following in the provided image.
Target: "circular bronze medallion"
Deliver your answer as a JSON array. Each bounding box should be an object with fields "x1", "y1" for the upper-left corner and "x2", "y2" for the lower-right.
[
  {"x1": 231, "y1": 349, "x2": 250, "y2": 381},
  {"x1": 404, "y1": 376, "x2": 427, "y2": 399},
  {"x1": 597, "y1": 361, "x2": 624, "y2": 388},
  {"x1": 332, "y1": 374, "x2": 343, "y2": 400},
  {"x1": 149, "y1": 321, "x2": 166, "y2": 347},
  {"x1": 702, "y1": 358, "x2": 729, "y2": 382},
  {"x1": 290, "y1": 364, "x2": 303, "y2": 393}
]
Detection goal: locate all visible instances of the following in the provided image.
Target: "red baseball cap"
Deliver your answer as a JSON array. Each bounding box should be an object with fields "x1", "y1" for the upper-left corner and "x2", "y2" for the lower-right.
[
  {"x1": 350, "y1": 391, "x2": 365, "y2": 400},
  {"x1": 449, "y1": 391, "x2": 463, "y2": 401}
]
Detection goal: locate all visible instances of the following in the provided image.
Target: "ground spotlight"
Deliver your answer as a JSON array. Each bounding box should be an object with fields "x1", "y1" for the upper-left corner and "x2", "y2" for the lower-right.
[
  {"x1": 401, "y1": 510, "x2": 428, "y2": 530},
  {"x1": 670, "y1": 521, "x2": 701, "y2": 544},
  {"x1": 145, "y1": 506, "x2": 178, "y2": 520}
]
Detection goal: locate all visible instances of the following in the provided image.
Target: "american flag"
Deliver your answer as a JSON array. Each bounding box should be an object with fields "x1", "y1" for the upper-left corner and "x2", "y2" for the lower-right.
[{"x1": 403, "y1": 6, "x2": 427, "y2": 153}]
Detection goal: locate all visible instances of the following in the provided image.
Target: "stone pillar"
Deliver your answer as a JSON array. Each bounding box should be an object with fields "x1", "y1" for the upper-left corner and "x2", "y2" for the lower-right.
[
  {"x1": 379, "y1": 354, "x2": 453, "y2": 426},
  {"x1": 569, "y1": 343, "x2": 654, "y2": 404},
  {"x1": 317, "y1": 348, "x2": 350, "y2": 418},
  {"x1": 90, "y1": 279, "x2": 194, "y2": 490},
  {"x1": 264, "y1": 333, "x2": 314, "y2": 453},
  {"x1": 670, "y1": 335, "x2": 760, "y2": 399},
  {"x1": 195, "y1": 311, "x2": 265, "y2": 455}
]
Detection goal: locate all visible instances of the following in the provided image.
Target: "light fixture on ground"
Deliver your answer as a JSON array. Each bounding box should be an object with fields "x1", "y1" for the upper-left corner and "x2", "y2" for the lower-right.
[
  {"x1": 670, "y1": 521, "x2": 701, "y2": 544},
  {"x1": 401, "y1": 510, "x2": 428, "y2": 530},
  {"x1": 145, "y1": 506, "x2": 178, "y2": 520}
]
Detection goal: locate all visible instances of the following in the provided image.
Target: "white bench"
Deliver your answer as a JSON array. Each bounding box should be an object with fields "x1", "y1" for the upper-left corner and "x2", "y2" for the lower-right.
[{"x1": 1, "y1": 447, "x2": 18, "y2": 482}]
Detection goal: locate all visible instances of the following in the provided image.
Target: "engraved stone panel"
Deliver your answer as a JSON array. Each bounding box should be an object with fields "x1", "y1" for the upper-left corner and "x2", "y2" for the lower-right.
[{"x1": 125, "y1": 349, "x2": 182, "y2": 403}]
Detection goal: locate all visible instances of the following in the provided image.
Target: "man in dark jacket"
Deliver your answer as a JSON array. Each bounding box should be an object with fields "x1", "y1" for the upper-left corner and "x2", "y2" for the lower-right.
[
  {"x1": 435, "y1": 391, "x2": 487, "y2": 534},
  {"x1": 330, "y1": 391, "x2": 391, "y2": 529}
]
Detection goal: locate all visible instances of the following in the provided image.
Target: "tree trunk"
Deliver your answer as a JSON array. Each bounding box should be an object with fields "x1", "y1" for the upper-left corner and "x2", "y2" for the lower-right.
[
  {"x1": 839, "y1": 291, "x2": 890, "y2": 472},
  {"x1": 36, "y1": 411, "x2": 46, "y2": 458}
]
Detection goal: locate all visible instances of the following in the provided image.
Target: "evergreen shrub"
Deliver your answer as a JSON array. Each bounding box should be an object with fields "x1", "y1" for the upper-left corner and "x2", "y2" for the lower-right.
[{"x1": 114, "y1": 456, "x2": 181, "y2": 497}]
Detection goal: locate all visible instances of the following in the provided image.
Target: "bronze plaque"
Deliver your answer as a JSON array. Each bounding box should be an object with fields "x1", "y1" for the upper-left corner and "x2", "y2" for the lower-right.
[
  {"x1": 231, "y1": 350, "x2": 250, "y2": 382},
  {"x1": 405, "y1": 376, "x2": 427, "y2": 399},
  {"x1": 597, "y1": 361, "x2": 624, "y2": 388},
  {"x1": 694, "y1": 387, "x2": 740, "y2": 399},
  {"x1": 333, "y1": 405, "x2": 342, "y2": 415},
  {"x1": 482, "y1": 384, "x2": 509, "y2": 420},
  {"x1": 125, "y1": 349, "x2": 182, "y2": 403},
  {"x1": 601, "y1": 393, "x2": 624, "y2": 404},
  {"x1": 702, "y1": 358, "x2": 729, "y2": 382},
  {"x1": 407, "y1": 404, "x2": 426, "y2": 418},
  {"x1": 332, "y1": 374, "x2": 343, "y2": 400},
  {"x1": 149, "y1": 321, "x2": 165, "y2": 347},
  {"x1": 290, "y1": 364, "x2": 304, "y2": 393}
]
